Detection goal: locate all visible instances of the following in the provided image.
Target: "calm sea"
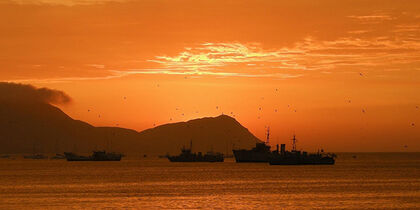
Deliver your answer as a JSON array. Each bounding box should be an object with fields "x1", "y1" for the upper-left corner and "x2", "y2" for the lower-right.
[{"x1": 0, "y1": 153, "x2": 419, "y2": 209}]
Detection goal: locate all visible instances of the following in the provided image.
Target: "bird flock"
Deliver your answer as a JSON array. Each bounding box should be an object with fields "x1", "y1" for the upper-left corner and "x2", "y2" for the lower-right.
[{"x1": 84, "y1": 73, "x2": 417, "y2": 149}]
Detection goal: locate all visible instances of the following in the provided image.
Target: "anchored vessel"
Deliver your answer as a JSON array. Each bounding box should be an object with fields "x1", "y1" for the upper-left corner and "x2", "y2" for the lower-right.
[
  {"x1": 64, "y1": 150, "x2": 122, "y2": 161},
  {"x1": 50, "y1": 153, "x2": 66, "y2": 159},
  {"x1": 269, "y1": 135, "x2": 336, "y2": 165},
  {"x1": 167, "y1": 141, "x2": 224, "y2": 162},
  {"x1": 23, "y1": 154, "x2": 48, "y2": 159},
  {"x1": 233, "y1": 127, "x2": 273, "y2": 162}
]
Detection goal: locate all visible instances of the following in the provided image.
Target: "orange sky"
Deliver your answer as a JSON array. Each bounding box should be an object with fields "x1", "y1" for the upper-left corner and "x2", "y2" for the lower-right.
[{"x1": 1, "y1": 0, "x2": 419, "y2": 151}]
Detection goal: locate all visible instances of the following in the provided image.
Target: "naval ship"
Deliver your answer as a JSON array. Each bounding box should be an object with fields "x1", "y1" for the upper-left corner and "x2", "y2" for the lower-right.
[
  {"x1": 64, "y1": 150, "x2": 122, "y2": 161},
  {"x1": 232, "y1": 127, "x2": 274, "y2": 162},
  {"x1": 269, "y1": 135, "x2": 336, "y2": 165},
  {"x1": 167, "y1": 140, "x2": 224, "y2": 162}
]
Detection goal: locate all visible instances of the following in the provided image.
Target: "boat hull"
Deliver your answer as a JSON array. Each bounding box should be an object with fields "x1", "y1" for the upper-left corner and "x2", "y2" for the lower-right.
[
  {"x1": 64, "y1": 152, "x2": 122, "y2": 161},
  {"x1": 167, "y1": 155, "x2": 224, "y2": 162},
  {"x1": 269, "y1": 157, "x2": 335, "y2": 165},
  {"x1": 232, "y1": 149, "x2": 271, "y2": 163}
]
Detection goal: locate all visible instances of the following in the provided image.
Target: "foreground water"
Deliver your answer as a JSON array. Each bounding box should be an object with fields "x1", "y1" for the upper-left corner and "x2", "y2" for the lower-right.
[{"x1": 0, "y1": 153, "x2": 419, "y2": 209}]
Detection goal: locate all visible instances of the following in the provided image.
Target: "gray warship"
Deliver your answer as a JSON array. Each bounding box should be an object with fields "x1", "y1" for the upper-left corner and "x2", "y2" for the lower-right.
[
  {"x1": 232, "y1": 127, "x2": 273, "y2": 162},
  {"x1": 269, "y1": 135, "x2": 336, "y2": 165},
  {"x1": 64, "y1": 150, "x2": 122, "y2": 161},
  {"x1": 167, "y1": 141, "x2": 224, "y2": 162}
]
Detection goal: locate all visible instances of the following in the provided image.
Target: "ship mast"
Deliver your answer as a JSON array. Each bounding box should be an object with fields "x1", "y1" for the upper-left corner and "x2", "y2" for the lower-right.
[
  {"x1": 266, "y1": 126, "x2": 270, "y2": 144},
  {"x1": 190, "y1": 139, "x2": 193, "y2": 151},
  {"x1": 291, "y1": 134, "x2": 297, "y2": 151}
]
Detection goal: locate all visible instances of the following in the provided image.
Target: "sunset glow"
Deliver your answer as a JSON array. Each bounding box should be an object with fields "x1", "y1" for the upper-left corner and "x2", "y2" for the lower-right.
[{"x1": 1, "y1": 0, "x2": 419, "y2": 151}]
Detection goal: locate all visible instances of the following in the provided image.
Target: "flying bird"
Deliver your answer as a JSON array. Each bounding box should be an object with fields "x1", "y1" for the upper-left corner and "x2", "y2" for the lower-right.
[
  {"x1": 362, "y1": 109, "x2": 366, "y2": 113},
  {"x1": 359, "y1": 73, "x2": 363, "y2": 76}
]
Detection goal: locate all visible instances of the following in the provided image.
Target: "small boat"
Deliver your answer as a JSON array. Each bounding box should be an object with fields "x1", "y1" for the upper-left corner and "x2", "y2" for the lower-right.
[
  {"x1": 0, "y1": 154, "x2": 10, "y2": 159},
  {"x1": 50, "y1": 153, "x2": 66, "y2": 159},
  {"x1": 167, "y1": 140, "x2": 224, "y2": 162},
  {"x1": 64, "y1": 151, "x2": 122, "y2": 161},
  {"x1": 24, "y1": 154, "x2": 48, "y2": 159}
]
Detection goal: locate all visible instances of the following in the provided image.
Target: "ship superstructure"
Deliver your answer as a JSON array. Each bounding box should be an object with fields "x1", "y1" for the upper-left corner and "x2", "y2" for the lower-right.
[
  {"x1": 269, "y1": 135, "x2": 336, "y2": 165},
  {"x1": 232, "y1": 127, "x2": 273, "y2": 162},
  {"x1": 167, "y1": 140, "x2": 224, "y2": 162}
]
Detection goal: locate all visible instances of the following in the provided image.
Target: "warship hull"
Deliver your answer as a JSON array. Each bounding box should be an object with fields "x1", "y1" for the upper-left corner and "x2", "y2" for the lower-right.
[
  {"x1": 232, "y1": 150, "x2": 271, "y2": 162},
  {"x1": 168, "y1": 155, "x2": 224, "y2": 162},
  {"x1": 269, "y1": 157, "x2": 335, "y2": 165}
]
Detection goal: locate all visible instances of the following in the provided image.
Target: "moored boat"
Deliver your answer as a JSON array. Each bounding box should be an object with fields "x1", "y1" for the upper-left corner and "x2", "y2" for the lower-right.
[
  {"x1": 64, "y1": 150, "x2": 122, "y2": 161},
  {"x1": 168, "y1": 140, "x2": 224, "y2": 162},
  {"x1": 269, "y1": 135, "x2": 336, "y2": 165}
]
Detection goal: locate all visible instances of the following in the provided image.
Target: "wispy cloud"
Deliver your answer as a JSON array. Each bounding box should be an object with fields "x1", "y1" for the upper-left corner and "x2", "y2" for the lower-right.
[
  {"x1": 347, "y1": 14, "x2": 395, "y2": 24},
  {"x1": 13, "y1": 33, "x2": 419, "y2": 83},
  {"x1": 146, "y1": 34, "x2": 420, "y2": 78}
]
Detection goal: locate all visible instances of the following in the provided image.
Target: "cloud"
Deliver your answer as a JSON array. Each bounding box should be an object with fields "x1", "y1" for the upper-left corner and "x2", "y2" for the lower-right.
[
  {"x1": 0, "y1": 82, "x2": 72, "y2": 105},
  {"x1": 347, "y1": 14, "x2": 395, "y2": 24},
  {"x1": 147, "y1": 35, "x2": 420, "y2": 77}
]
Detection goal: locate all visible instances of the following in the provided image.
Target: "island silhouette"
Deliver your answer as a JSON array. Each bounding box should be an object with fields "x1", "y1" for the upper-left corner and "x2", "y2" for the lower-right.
[{"x1": 0, "y1": 82, "x2": 260, "y2": 155}]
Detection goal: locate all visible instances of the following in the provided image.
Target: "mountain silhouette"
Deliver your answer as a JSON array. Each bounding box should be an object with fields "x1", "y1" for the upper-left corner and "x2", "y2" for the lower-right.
[
  {"x1": 139, "y1": 115, "x2": 260, "y2": 155},
  {"x1": 0, "y1": 84, "x2": 260, "y2": 155}
]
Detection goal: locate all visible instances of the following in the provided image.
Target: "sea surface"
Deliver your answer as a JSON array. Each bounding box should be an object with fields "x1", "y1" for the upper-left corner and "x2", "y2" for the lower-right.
[{"x1": 0, "y1": 153, "x2": 419, "y2": 209}]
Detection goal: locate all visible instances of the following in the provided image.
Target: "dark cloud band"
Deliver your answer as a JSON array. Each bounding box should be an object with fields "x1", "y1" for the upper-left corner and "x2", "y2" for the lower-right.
[{"x1": 0, "y1": 82, "x2": 71, "y2": 105}]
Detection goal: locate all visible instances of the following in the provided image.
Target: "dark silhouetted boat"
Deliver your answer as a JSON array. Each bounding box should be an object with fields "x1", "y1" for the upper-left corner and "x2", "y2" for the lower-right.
[
  {"x1": 0, "y1": 154, "x2": 11, "y2": 159},
  {"x1": 64, "y1": 150, "x2": 122, "y2": 161},
  {"x1": 50, "y1": 153, "x2": 66, "y2": 160},
  {"x1": 167, "y1": 140, "x2": 224, "y2": 162},
  {"x1": 269, "y1": 135, "x2": 336, "y2": 165},
  {"x1": 23, "y1": 154, "x2": 48, "y2": 159},
  {"x1": 24, "y1": 142, "x2": 48, "y2": 159},
  {"x1": 232, "y1": 127, "x2": 273, "y2": 162}
]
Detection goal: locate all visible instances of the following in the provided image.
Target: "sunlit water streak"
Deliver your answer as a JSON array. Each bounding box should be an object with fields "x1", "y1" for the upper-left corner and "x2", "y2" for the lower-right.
[{"x1": 0, "y1": 153, "x2": 419, "y2": 209}]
